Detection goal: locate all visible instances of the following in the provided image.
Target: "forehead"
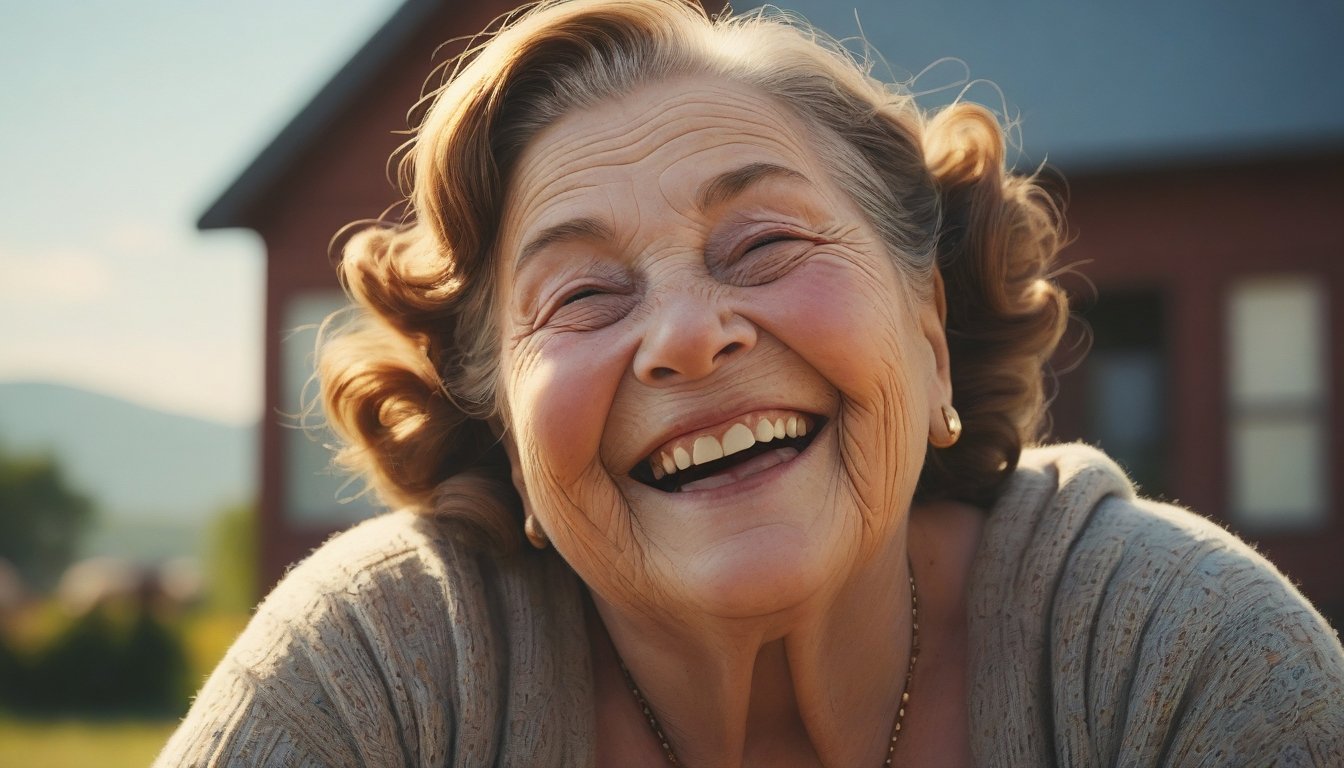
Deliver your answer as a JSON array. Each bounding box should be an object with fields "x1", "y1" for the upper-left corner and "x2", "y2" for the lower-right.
[{"x1": 500, "y1": 77, "x2": 828, "y2": 248}]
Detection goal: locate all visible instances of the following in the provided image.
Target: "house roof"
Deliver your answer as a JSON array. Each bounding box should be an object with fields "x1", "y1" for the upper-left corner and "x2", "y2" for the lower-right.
[
  {"x1": 198, "y1": 0, "x2": 442, "y2": 230},
  {"x1": 202, "y1": 0, "x2": 1344, "y2": 230},
  {"x1": 784, "y1": 0, "x2": 1344, "y2": 172}
]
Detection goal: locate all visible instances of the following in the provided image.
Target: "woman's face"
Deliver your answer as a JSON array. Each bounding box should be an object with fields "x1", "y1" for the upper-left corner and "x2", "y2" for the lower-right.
[{"x1": 495, "y1": 77, "x2": 950, "y2": 622}]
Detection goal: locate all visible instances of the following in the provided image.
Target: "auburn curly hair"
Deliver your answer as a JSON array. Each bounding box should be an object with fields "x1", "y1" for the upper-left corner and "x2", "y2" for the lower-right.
[{"x1": 317, "y1": 0, "x2": 1070, "y2": 552}]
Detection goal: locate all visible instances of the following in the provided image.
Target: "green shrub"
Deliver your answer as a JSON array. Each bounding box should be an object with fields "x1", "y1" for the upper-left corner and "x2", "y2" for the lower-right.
[{"x1": 1, "y1": 601, "x2": 188, "y2": 716}]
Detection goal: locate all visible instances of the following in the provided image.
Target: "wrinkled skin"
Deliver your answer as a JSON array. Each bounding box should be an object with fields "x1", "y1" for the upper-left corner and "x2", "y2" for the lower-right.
[{"x1": 495, "y1": 78, "x2": 959, "y2": 766}]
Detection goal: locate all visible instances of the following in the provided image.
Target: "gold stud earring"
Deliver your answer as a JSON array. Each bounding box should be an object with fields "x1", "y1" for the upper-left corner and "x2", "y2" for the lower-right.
[
  {"x1": 524, "y1": 514, "x2": 550, "y2": 550},
  {"x1": 940, "y1": 404, "x2": 962, "y2": 446}
]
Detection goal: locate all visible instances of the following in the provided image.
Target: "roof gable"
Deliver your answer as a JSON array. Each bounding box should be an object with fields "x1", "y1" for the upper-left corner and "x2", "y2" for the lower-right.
[{"x1": 202, "y1": 0, "x2": 1344, "y2": 229}]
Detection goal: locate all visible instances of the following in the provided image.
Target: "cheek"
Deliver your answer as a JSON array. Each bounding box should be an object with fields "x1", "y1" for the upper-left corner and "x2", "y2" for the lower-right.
[
  {"x1": 752, "y1": 255, "x2": 931, "y2": 540},
  {"x1": 505, "y1": 333, "x2": 629, "y2": 486},
  {"x1": 756, "y1": 256, "x2": 924, "y2": 400}
]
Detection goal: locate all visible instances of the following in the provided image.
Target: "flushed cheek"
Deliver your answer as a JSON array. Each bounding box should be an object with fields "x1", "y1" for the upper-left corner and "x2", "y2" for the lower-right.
[
  {"x1": 749, "y1": 258, "x2": 929, "y2": 523},
  {"x1": 754, "y1": 257, "x2": 922, "y2": 402},
  {"x1": 505, "y1": 333, "x2": 630, "y2": 489}
]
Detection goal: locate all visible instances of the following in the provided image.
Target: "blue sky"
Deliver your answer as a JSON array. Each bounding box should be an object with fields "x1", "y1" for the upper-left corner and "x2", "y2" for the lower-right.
[{"x1": 0, "y1": 1, "x2": 401, "y2": 425}]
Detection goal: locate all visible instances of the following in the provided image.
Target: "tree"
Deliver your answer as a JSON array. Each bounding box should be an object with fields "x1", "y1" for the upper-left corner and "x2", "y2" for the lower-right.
[{"x1": 0, "y1": 442, "x2": 94, "y2": 589}]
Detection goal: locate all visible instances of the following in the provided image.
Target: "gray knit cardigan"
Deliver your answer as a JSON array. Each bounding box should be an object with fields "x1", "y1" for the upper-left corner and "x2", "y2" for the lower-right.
[{"x1": 155, "y1": 445, "x2": 1344, "y2": 766}]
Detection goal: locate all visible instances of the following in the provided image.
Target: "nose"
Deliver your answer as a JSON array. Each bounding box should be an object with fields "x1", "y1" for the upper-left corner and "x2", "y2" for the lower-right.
[{"x1": 633, "y1": 287, "x2": 756, "y2": 385}]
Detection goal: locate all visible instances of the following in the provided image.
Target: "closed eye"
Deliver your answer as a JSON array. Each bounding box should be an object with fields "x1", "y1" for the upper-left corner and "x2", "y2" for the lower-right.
[
  {"x1": 541, "y1": 282, "x2": 634, "y2": 332},
  {"x1": 743, "y1": 233, "x2": 796, "y2": 253},
  {"x1": 562, "y1": 287, "x2": 605, "y2": 305},
  {"x1": 716, "y1": 229, "x2": 815, "y2": 287}
]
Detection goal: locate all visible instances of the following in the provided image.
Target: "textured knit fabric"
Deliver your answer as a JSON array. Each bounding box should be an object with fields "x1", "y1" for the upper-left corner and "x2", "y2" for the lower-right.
[
  {"x1": 154, "y1": 444, "x2": 1344, "y2": 766},
  {"x1": 969, "y1": 445, "x2": 1344, "y2": 767},
  {"x1": 155, "y1": 512, "x2": 595, "y2": 767}
]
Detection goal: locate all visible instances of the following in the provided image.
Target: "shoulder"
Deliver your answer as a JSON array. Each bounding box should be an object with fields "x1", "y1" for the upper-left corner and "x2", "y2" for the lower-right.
[
  {"x1": 235, "y1": 510, "x2": 524, "y2": 685},
  {"x1": 261, "y1": 508, "x2": 507, "y2": 620},
  {"x1": 968, "y1": 443, "x2": 1344, "y2": 766},
  {"x1": 157, "y1": 510, "x2": 593, "y2": 766},
  {"x1": 973, "y1": 442, "x2": 1322, "y2": 606},
  {"x1": 978, "y1": 444, "x2": 1337, "y2": 641}
]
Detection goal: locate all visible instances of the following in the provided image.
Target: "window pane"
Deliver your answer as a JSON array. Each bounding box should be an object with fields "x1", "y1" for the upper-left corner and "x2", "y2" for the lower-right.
[
  {"x1": 1228, "y1": 277, "x2": 1325, "y2": 404},
  {"x1": 1081, "y1": 289, "x2": 1169, "y2": 498},
  {"x1": 1090, "y1": 350, "x2": 1166, "y2": 495},
  {"x1": 1093, "y1": 352, "x2": 1161, "y2": 446},
  {"x1": 280, "y1": 292, "x2": 380, "y2": 525},
  {"x1": 1230, "y1": 416, "x2": 1324, "y2": 528}
]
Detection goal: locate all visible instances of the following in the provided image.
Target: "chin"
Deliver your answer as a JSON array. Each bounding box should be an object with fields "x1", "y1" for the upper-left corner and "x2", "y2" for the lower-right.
[{"x1": 674, "y1": 516, "x2": 856, "y2": 622}]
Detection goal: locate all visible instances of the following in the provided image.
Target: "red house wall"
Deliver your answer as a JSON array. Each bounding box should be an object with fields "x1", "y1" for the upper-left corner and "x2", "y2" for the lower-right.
[{"x1": 1050, "y1": 153, "x2": 1344, "y2": 623}]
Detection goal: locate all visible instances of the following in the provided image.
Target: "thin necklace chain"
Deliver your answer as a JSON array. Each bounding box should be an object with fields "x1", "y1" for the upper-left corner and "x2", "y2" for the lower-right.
[{"x1": 618, "y1": 567, "x2": 920, "y2": 767}]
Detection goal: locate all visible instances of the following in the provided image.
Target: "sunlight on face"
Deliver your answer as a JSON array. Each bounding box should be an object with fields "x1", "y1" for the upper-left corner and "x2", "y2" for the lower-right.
[{"x1": 495, "y1": 77, "x2": 949, "y2": 623}]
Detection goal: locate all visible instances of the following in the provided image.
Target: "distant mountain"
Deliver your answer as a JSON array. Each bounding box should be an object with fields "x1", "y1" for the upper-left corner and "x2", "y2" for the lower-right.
[{"x1": 0, "y1": 381, "x2": 256, "y2": 529}]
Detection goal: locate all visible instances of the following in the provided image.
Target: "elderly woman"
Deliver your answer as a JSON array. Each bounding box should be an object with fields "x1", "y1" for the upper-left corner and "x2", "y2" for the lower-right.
[{"x1": 157, "y1": 0, "x2": 1344, "y2": 765}]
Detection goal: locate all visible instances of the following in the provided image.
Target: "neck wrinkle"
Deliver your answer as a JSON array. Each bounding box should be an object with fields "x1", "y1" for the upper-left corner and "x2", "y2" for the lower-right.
[
  {"x1": 594, "y1": 532, "x2": 914, "y2": 768},
  {"x1": 782, "y1": 534, "x2": 912, "y2": 767}
]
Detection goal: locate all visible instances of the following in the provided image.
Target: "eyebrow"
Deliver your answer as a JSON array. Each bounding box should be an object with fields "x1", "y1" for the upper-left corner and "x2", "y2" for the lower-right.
[
  {"x1": 516, "y1": 216, "x2": 613, "y2": 269},
  {"x1": 696, "y1": 162, "x2": 809, "y2": 211},
  {"x1": 514, "y1": 162, "x2": 808, "y2": 269}
]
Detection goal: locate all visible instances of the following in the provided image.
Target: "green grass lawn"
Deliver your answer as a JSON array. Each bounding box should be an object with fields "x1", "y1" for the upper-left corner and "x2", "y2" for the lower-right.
[{"x1": 0, "y1": 717, "x2": 177, "y2": 768}]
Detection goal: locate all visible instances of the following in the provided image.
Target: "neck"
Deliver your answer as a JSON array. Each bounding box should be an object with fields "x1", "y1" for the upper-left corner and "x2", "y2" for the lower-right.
[{"x1": 591, "y1": 533, "x2": 916, "y2": 768}]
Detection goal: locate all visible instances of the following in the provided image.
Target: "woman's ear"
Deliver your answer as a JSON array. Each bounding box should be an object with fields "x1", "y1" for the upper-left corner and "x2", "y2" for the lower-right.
[
  {"x1": 923, "y1": 268, "x2": 959, "y2": 448},
  {"x1": 922, "y1": 267, "x2": 953, "y2": 404},
  {"x1": 931, "y1": 264, "x2": 948, "y2": 327},
  {"x1": 499, "y1": 427, "x2": 551, "y2": 549},
  {"x1": 495, "y1": 423, "x2": 532, "y2": 512}
]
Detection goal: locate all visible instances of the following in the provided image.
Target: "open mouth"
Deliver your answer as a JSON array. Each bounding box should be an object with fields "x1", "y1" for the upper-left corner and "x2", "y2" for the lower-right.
[{"x1": 629, "y1": 412, "x2": 826, "y2": 493}]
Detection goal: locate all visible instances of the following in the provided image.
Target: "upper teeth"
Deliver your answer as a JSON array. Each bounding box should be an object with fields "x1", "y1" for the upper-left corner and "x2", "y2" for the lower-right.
[{"x1": 650, "y1": 415, "x2": 810, "y2": 480}]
